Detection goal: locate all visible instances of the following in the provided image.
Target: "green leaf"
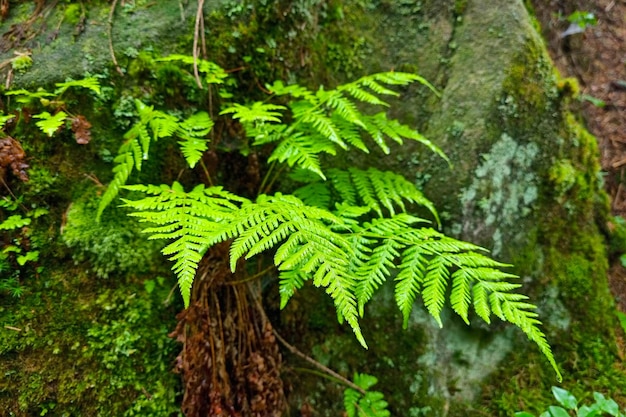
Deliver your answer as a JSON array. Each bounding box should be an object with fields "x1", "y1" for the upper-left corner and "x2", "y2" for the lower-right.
[
  {"x1": 0, "y1": 215, "x2": 31, "y2": 230},
  {"x1": 547, "y1": 406, "x2": 570, "y2": 417},
  {"x1": 593, "y1": 392, "x2": 620, "y2": 416},
  {"x1": 177, "y1": 111, "x2": 213, "y2": 168},
  {"x1": 220, "y1": 102, "x2": 286, "y2": 123},
  {"x1": 0, "y1": 112, "x2": 15, "y2": 129},
  {"x1": 577, "y1": 405, "x2": 602, "y2": 417},
  {"x1": 17, "y1": 250, "x2": 39, "y2": 266},
  {"x1": 514, "y1": 413, "x2": 536, "y2": 417},
  {"x1": 552, "y1": 387, "x2": 577, "y2": 410},
  {"x1": 34, "y1": 111, "x2": 67, "y2": 136},
  {"x1": 54, "y1": 77, "x2": 101, "y2": 95}
]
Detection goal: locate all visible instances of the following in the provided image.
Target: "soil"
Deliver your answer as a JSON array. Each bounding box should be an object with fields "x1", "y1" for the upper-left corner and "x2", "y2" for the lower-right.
[{"x1": 530, "y1": 0, "x2": 626, "y2": 310}]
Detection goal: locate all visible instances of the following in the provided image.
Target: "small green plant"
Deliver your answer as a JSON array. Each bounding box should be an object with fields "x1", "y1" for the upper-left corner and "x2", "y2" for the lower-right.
[
  {"x1": 567, "y1": 11, "x2": 597, "y2": 30},
  {"x1": 0, "y1": 196, "x2": 47, "y2": 297},
  {"x1": 559, "y1": 10, "x2": 598, "y2": 38},
  {"x1": 5, "y1": 77, "x2": 100, "y2": 139},
  {"x1": 343, "y1": 373, "x2": 390, "y2": 417},
  {"x1": 516, "y1": 386, "x2": 625, "y2": 417}
]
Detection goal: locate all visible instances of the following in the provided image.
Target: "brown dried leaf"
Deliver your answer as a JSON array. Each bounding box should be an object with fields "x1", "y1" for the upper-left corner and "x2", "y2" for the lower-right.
[
  {"x1": 71, "y1": 115, "x2": 92, "y2": 145},
  {"x1": 0, "y1": 136, "x2": 28, "y2": 181}
]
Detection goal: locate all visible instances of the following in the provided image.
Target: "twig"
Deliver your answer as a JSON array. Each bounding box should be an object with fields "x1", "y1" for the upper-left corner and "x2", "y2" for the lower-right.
[
  {"x1": 4, "y1": 326, "x2": 22, "y2": 332},
  {"x1": 271, "y1": 326, "x2": 366, "y2": 395},
  {"x1": 192, "y1": 0, "x2": 205, "y2": 89},
  {"x1": 246, "y1": 285, "x2": 366, "y2": 395},
  {"x1": 108, "y1": 0, "x2": 124, "y2": 76}
]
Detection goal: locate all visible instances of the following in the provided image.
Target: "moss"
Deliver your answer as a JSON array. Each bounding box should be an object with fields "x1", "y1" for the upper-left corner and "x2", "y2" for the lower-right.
[
  {"x1": 0, "y1": 267, "x2": 182, "y2": 416},
  {"x1": 63, "y1": 3, "x2": 82, "y2": 25},
  {"x1": 61, "y1": 186, "x2": 162, "y2": 278}
]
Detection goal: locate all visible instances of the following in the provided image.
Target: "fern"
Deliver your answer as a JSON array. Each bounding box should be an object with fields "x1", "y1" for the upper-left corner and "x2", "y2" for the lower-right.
[
  {"x1": 109, "y1": 59, "x2": 560, "y2": 380},
  {"x1": 54, "y1": 77, "x2": 101, "y2": 95},
  {"x1": 176, "y1": 112, "x2": 213, "y2": 168},
  {"x1": 260, "y1": 72, "x2": 449, "y2": 178},
  {"x1": 33, "y1": 111, "x2": 67, "y2": 137},
  {"x1": 157, "y1": 54, "x2": 228, "y2": 85},
  {"x1": 97, "y1": 100, "x2": 213, "y2": 220},
  {"x1": 122, "y1": 182, "x2": 245, "y2": 305},
  {"x1": 0, "y1": 113, "x2": 15, "y2": 129}
]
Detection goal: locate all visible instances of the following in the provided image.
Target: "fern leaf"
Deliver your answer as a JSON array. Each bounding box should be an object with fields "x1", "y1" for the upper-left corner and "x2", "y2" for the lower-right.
[
  {"x1": 472, "y1": 282, "x2": 491, "y2": 324},
  {"x1": 269, "y1": 133, "x2": 335, "y2": 179},
  {"x1": 293, "y1": 181, "x2": 331, "y2": 208},
  {"x1": 33, "y1": 111, "x2": 67, "y2": 137},
  {"x1": 157, "y1": 54, "x2": 228, "y2": 84},
  {"x1": 122, "y1": 182, "x2": 247, "y2": 307},
  {"x1": 221, "y1": 102, "x2": 286, "y2": 123},
  {"x1": 300, "y1": 109, "x2": 347, "y2": 149},
  {"x1": 450, "y1": 269, "x2": 473, "y2": 324},
  {"x1": 340, "y1": 82, "x2": 389, "y2": 106},
  {"x1": 355, "y1": 238, "x2": 399, "y2": 316},
  {"x1": 326, "y1": 168, "x2": 438, "y2": 222},
  {"x1": 331, "y1": 113, "x2": 369, "y2": 153},
  {"x1": 54, "y1": 77, "x2": 101, "y2": 95},
  {"x1": 349, "y1": 167, "x2": 382, "y2": 216},
  {"x1": 266, "y1": 80, "x2": 317, "y2": 101},
  {"x1": 279, "y1": 270, "x2": 307, "y2": 308},
  {"x1": 421, "y1": 254, "x2": 451, "y2": 327},
  {"x1": 395, "y1": 246, "x2": 428, "y2": 328},
  {"x1": 0, "y1": 112, "x2": 15, "y2": 129},
  {"x1": 97, "y1": 146, "x2": 134, "y2": 220},
  {"x1": 177, "y1": 112, "x2": 213, "y2": 168},
  {"x1": 344, "y1": 373, "x2": 390, "y2": 417},
  {"x1": 326, "y1": 92, "x2": 366, "y2": 128}
]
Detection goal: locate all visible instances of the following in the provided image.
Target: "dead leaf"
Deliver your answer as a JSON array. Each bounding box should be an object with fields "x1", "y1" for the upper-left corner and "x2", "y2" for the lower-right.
[
  {"x1": 71, "y1": 115, "x2": 92, "y2": 145},
  {"x1": 0, "y1": 136, "x2": 28, "y2": 181}
]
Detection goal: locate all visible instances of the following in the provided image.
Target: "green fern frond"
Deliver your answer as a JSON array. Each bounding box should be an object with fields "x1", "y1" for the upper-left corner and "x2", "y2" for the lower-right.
[
  {"x1": 326, "y1": 92, "x2": 366, "y2": 128},
  {"x1": 355, "y1": 238, "x2": 399, "y2": 315},
  {"x1": 96, "y1": 145, "x2": 134, "y2": 221},
  {"x1": 340, "y1": 82, "x2": 389, "y2": 106},
  {"x1": 157, "y1": 54, "x2": 228, "y2": 84},
  {"x1": 344, "y1": 373, "x2": 391, "y2": 417},
  {"x1": 293, "y1": 181, "x2": 331, "y2": 208},
  {"x1": 98, "y1": 100, "x2": 209, "y2": 218},
  {"x1": 177, "y1": 112, "x2": 213, "y2": 168},
  {"x1": 278, "y1": 270, "x2": 307, "y2": 308},
  {"x1": 269, "y1": 133, "x2": 336, "y2": 179},
  {"x1": 54, "y1": 77, "x2": 101, "y2": 95},
  {"x1": 395, "y1": 246, "x2": 427, "y2": 328},
  {"x1": 421, "y1": 254, "x2": 451, "y2": 327},
  {"x1": 324, "y1": 168, "x2": 439, "y2": 223},
  {"x1": 221, "y1": 102, "x2": 286, "y2": 123},
  {"x1": 299, "y1": 108, "x2": 347, "y2": 149},
  {"x1": 33, "y1": 111, "x2": 67, "y2": 137},
  {"x1": 266, "y1": 80, "x2": 317, "y2": 101},
  {"x1": 121, "y1": 182, "x2": 247, "y2": 306}
]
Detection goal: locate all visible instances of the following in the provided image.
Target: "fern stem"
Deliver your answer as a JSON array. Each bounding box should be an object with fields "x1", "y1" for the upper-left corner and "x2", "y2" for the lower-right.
[
  {"x1": 199, "y1": 158, "x2": 213, "y2": 186},
  {"x1": 290, "y1": 367, "x2": 349, "y2": 387},
  {"x1": 263, "y1": 165, "x2": 286, "y2": 194},
  {"x1": 258, "y1": 160, "x2": 276, "y2": 195}
]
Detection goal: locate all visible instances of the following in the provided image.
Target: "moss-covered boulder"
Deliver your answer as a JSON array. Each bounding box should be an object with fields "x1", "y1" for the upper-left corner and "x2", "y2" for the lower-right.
[{"x1": 0, "y1": 0, "x2": 622, "y2": 416}]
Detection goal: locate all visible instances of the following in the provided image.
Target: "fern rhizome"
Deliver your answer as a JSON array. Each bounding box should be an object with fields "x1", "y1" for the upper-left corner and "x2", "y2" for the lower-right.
[{"x1": 98, "y1": 55, "x2": 561, "y2": 413}]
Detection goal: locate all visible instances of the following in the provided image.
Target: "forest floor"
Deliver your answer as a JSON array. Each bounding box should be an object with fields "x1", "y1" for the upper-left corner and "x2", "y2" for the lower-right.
[{"x1": 532, "y1": 0, "x2": 626, "y2": 311}]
